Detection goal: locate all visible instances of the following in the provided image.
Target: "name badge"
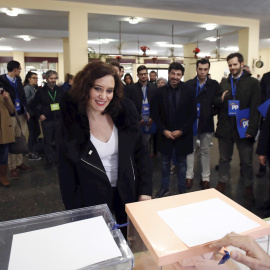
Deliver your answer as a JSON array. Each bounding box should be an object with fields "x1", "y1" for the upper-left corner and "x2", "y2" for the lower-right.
[
  {"x1": 50, "y1": 103, "x2": 60, "y2": 111},
  {"x1": 197, "y1": 103, "x2": 201, "y2": 118},
  {"x1": 228, "y1": 100, "x2": 239, "y2": 116},
  {"x1": 14, "y1": 98, "x2": 21, "y2": 111},
  {"x1": 142, "y1": 102, "x2": 150, "y2": 122}
]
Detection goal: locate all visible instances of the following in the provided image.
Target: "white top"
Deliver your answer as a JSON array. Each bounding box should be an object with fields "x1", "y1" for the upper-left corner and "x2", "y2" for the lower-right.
[{"x1": 90, "y1": 125, "x2": 119, "y2": 187}]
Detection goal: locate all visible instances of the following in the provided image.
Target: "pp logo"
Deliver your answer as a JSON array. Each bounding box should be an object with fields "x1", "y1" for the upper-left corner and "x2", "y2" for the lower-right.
[
  {"x1": 197, "y1": 107, "x2": 200, "y2": 111},
  {"x1": 240, "y1": 119, "x2": 249, "y2": 128},
  {"x1": 142, "y1": 106, "x2": 149, "y2": 111},
  {"x1": 230, "y1": 103, "x2": 239, "y2": 110}
]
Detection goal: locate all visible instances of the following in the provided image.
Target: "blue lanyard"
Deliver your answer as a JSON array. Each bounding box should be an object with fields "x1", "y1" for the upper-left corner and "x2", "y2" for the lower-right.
[
  {"x1": 196, "y1": 78, "x2": 206, "y2": 97},
  {"x1": 8, "y1": 78, "x2": 18, "y2": 98},
  {"x1": 142, "y1": 85, "x2": 148, "y2": 102},
  {"x1": 230, "y1": 73, "x2": 243, "y2": 98}
]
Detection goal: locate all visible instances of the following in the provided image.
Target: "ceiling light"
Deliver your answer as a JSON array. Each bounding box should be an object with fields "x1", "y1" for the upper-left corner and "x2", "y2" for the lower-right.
[
  {"x1": 159, "y1": 43, "x2": 183, "y2": 48},
  {"x1": 129, "y1": 17, "x2": 139, "y2": 24},
  {"x1": 223, "y1": 46, "x2": 239, "y2": 51},
  {"x1": 206, "y1": 37, "x2": 217, "y2": 42},
  {"x1": 0, "y1": 46, "x2": 13, "y2": 51},
  {"x1": 87, "y1": 40, "x2": 102, "y2": 44},
  {"x1": 22, "y1": 35, "x2": 32, "y2": 41},
  {"x1": 205, "y1": 24, "x2": 216, "y2": 31},
  {"x1": 6, "y1": 8, "x2": 18, "y2": 16}
]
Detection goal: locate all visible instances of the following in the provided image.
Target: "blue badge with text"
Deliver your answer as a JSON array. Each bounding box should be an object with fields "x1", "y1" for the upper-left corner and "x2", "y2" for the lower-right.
[
  {"x1": 197, "y1": 103, "x2": 201, "y2": 118},
  {"x1": 236, "y1": 108, "x2": 250, "y2": 138},
  {"x1": 14, "y1": 98, "x2": 21, "y2": 111},
  {"x1": 228, "y1": 100, "x2": 239, "y2": 116}
]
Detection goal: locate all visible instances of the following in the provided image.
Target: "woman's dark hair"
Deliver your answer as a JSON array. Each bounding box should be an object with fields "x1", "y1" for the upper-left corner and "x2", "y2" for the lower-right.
[
  {"x1": 23, "y1": 71, "x2": 37, "y2": 86},
  {"x1": 69, "y1": 61, "x2": 124, "y2": 117},
  {"x1": 124, "y1": 73, "x2": 134, "y2": 85},
  {"x1": 64, "y1": 73, "x2": 74, "y2": 83}
]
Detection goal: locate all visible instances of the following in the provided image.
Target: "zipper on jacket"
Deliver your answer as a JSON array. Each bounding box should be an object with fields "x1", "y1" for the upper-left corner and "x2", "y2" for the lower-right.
[
  {"x1": 130, "y1": 157, "x2": 135, "y2": 181},
  {"x1": 81, "y1": 158, "x2": 107, "y2": 175}
]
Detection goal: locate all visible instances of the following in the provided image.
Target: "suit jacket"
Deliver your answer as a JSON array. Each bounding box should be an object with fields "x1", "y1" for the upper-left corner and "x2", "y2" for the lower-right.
[
  {"x1": 185, "y1": 77, "x2": 220, "y2": 134},
  {"x1": 58, "y1": 94, "x2": 152, "y2": 210},
  {"x1": 0, "y1": 74, "x2": 30, "y2": 116},
  {"x1": 214, "y1": 70, "x2": 262, "y2": 140},
  {"x1": 152, "y1": 82, "x2": 197, "y2": 156},
  {"x1": 127, "y1": 81, "x2": 157, "y2": 121}
]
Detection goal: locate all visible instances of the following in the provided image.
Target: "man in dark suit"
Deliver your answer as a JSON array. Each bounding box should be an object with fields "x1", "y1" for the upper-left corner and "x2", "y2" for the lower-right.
[
  {"x1": 127, "y1": 65, "x2": 157, "y2": 148},
  {"x1": 152, "y1": 62, "x2": 197, "y2": 197}
]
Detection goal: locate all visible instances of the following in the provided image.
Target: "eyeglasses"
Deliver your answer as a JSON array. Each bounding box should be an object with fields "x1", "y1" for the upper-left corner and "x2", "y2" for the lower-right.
[{"x1": 138, "y1": 73, "x2": 147, "y2": 76}]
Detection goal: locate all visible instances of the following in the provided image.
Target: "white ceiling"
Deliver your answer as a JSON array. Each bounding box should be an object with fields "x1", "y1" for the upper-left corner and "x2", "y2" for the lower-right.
[{"x1": 0, "y1": 0, "x2": 269, "y2": 57}]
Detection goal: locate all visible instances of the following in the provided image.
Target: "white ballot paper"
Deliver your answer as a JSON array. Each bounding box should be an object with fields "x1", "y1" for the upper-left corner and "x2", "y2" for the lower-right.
[
  {"x1": 157, "y1": 198, "x2": 260, "y2": 247},
  {"x1": 8, "y1": 216, "x2": 122, "y2": 270}
]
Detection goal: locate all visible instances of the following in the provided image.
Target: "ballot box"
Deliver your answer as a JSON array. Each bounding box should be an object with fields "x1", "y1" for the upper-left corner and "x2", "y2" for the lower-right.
[
  {"x1": 0, "y1": 204, "x2": 134, "y2": 270},
  {"x1": 126, "y1": 189, "x2": 270, "y2": 270}
]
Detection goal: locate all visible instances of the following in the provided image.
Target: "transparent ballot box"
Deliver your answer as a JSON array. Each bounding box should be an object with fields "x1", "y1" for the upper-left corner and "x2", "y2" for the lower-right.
[{"x1": 0, "y1": 204, "x2": 134, "y2": 270}]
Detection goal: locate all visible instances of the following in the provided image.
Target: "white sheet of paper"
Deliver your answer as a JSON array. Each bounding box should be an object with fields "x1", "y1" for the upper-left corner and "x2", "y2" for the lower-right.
[
  {"x1": 157, "y1": 198, "x2": 260, "y2": 247},
  {"x1": 8, "y1": 216, "x2": 122, "y2": 270}
]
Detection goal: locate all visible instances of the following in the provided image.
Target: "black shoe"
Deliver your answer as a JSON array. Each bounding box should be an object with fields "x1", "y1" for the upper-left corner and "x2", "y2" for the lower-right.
[{"x1": 155, "y1": 188, "x2": 169, "y2": 198}]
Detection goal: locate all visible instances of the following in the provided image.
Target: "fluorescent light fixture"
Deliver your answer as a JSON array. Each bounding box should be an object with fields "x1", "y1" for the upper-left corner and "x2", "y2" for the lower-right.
[
  {"x1": 204, "y1": 24, "x2": 216, "y2": 31},
  {"x1": 223, "y1": 46, "x2": 239, "y2": 51},
  {"x1": 6, "y1": 8, "x2": 18, "y2": 16},
  {"x1": 159, "y1": 43, "x2": 183, "y2": 48},
  {"x1": 100, "y1": 39, "x2": 110, "y2": 43},
  {"x1": 206, "y1": 37, "x2": 217, "y2": 42},
  {"x1": 88, "y1": 39, "x2": 113, "y2": 44},
  {"x1": 0, "y1": 46, "x2": 13, "y2": 51},
  {"x1": 87, "y1": 40, "x2": 102, "y2": 44},
  {"x1": 129, "y1": 17, "x2": 139, "y2": 24},
  {"x1": 22, "y1": 35, "x2": 32, "y2": 41}
]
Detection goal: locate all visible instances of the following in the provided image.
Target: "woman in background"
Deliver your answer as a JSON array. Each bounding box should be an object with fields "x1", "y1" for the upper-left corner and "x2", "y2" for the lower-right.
[
  {"x1": 0, "y1": 87, "x2": 15, "y2": 186},
  {"x1": 58, "y1": 62, "x2": 152, "y2": 234},
  {"x1": 23, "y1": 71, "x2": 41, "y2": 161},
  {"x1": 123, "y1": 73, "x2": 134, "y2": 85},
  {"x1": 61, "y1": 73, "x2": 74, "y2": 91}
]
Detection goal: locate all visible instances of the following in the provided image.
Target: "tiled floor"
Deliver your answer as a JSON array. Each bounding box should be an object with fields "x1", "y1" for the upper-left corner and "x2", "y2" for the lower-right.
[{"x1": 0, "y1": 137, "x2": 269, "y2": 222}]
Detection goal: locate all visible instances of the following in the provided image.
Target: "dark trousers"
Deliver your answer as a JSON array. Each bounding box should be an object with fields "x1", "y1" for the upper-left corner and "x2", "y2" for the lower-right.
[
  {"x1": 41, "y1": 120, "x2": 61, "y2": 164},
  {"x1": 27, "y1": 117, "x2": 41, "y2": 152},
  {"x1": 0, "y1": 144, "x2": 9, "y2": 164},
  {"x1": 218, "y1": 138, "x2": 254, "y2": 186}
]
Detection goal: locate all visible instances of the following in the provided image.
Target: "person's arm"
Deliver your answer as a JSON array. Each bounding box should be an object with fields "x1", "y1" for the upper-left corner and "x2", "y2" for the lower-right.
[
  {"x1": 246, "y1": 79, "x2": 262, "y2": 137},
  {"x1": 209, "y1": 232, "x2": 270, "y2": 269},
  {"x1": 256, "y1": 106, "x2": 270, "y2": 160},
  {"x1": 58, "y1": 141, "x2": 81, "y2": 210},
  {"x1": 3, "y1": 91, "x2": 15, "y2": 114}
]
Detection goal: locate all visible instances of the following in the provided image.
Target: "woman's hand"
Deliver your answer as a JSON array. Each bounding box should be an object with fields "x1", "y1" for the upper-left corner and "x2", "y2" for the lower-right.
[
  {"x1": 209, "y1": 232, "x2": 270, "y2": 270},
  {"x1": 138, "y1": 195, "x2": 152, "y2": 201},
  {"x1": 2, "y1": 90, "x2": 9, "y2": 100}
]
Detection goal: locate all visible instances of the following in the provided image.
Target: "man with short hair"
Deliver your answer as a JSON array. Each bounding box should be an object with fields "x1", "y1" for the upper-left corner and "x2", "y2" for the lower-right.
[
  {"x1": 33, "y1": 70, "x2": 65, "y2": 170},
  {"x1": 120, "y1": 65, "x2": 124, "y2": 79},
  {"x1": 128, "y1": 65, "x2": 157, "y2": 147},
  {"x1": 153, "y1": 62, "x2": 196, "y2": 197},
  {"x1": 185, "y1": 58, "x2": 220, "y2": 190},
  {"x1": 0, "y1": 60, "x2": 31, "y2": 179},
  {"x1": 110, "y1": 62, "x2": 121, "y2": 76},
  {"x1": 149, "y1": 70, "x2": 157, "y2": 84},
  {"x1": 215, "y1": 53, "x2": 261, "y2": 205}
]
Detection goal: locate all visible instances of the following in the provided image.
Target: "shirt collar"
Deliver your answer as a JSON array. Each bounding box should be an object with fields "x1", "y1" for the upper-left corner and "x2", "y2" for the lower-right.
[
  {"x1": 196, "y1": 76, "x2": 207, "y2": 86},
  {"x1": 6, "y1": 74, "x2": 16, "y2": 83}
]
